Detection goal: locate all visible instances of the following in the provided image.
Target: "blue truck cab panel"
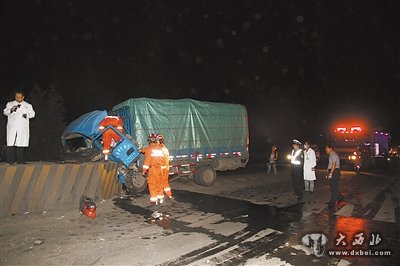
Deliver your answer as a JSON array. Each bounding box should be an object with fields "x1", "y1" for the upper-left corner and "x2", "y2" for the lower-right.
[
  {"x1": 62, "y1": 111, "x2": 141, "y2": 168},
  {"x1": 92, "y1": 126, "x2": 141, "y2": 168}
]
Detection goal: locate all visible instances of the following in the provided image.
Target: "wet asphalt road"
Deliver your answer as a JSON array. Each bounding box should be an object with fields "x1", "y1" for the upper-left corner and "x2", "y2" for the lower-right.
[
  {"x1": 112, "y1": 166, "x2": 400, "y2": 265},
  {"x1": 1, "y1": 165, "x2": 399, "y2": 265}
]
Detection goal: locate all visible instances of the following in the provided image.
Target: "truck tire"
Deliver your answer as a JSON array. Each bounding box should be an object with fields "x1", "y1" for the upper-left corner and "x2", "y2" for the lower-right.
[
  {"x1": 125, "y1": 171, "x2": 148, "y2": 194},
  {"x1": 194, "y1": 166, "x2": 217, "y2": 186},
  {"x1": 178, "y1": 173, "x2": 193, "y2": 183}
]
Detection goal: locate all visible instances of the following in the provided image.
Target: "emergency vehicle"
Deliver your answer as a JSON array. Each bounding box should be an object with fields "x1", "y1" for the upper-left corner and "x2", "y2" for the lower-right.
[{"x1": 328, "y1": 124, "x2": 390, "y2": 171}]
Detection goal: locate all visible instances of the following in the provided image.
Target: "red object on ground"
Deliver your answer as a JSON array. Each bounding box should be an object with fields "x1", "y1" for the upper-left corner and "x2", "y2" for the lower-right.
[{"x1": 81, "y1": 200, "x2": 96, "y2": 218}]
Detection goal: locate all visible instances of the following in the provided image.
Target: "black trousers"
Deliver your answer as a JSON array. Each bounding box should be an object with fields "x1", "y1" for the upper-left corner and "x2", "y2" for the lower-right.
[
  {"x1": 6, "y1": 146, "x2": 25, "y2": 164},
  {"x1": 328, "y1": 169, "x2": 341, "y2": 204},
  {"x1": 291, "y1": 167, "x2": 304, "y2": 197}
]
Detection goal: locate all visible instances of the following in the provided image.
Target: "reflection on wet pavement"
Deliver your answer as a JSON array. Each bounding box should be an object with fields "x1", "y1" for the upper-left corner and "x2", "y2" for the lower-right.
[
  {"x1": 114, "y1": 188, "x2": 399, "y2": 265},
  {"x1": 112, "y1": 168, "x2": 400, "y2": 265}
]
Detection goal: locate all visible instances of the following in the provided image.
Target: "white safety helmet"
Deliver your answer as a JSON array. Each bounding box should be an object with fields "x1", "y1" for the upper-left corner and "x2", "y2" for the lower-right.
[{"x1": 293, "y1": 139, "x2": 301, "y2": 145}]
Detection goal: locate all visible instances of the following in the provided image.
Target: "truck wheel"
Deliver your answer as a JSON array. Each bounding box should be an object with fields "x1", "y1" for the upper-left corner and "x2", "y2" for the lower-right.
[
  {"x1": 125, "y1": 171, "x2": 147, "y2": 194},
  {"x1": 194, "y1": 166, "x2": 217, "y2": 186},
  {"x1": 178, "y1": 173, "x2": 193, "y2": 183}
]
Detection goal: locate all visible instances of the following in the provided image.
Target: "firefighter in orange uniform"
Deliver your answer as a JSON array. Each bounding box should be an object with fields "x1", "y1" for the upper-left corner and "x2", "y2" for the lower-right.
[
  {"x1": 98, "y1": 116, "x2": 124, "y2": 160},
  {"x1": 142, "y1": 134, "x2": 166, "y2": 206},
  {"x1": 156, "y1": 134, "x2": 173, "y2": 199}
]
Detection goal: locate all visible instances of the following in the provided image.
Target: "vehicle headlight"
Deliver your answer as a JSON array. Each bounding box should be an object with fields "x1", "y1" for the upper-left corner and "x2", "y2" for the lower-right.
[
  {"x1": 286, "y1": 154, "x2": 291, "y2": 160},
  {"x1": 349, "y1": 155, "x2": 357, "y2": 160}
]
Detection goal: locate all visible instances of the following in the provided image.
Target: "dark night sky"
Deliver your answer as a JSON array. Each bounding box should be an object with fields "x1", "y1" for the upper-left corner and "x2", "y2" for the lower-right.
[{"x1": 1, "y1": 0, "x2": 399, "y2": 155}]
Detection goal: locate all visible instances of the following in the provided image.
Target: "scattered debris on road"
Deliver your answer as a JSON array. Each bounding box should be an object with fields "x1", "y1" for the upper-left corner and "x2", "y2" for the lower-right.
[{"x1": 34, "y1": 239, "x2": 44, "y2": 245}]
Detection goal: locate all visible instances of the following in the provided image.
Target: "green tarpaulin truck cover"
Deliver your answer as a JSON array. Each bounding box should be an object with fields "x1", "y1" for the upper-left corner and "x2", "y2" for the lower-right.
[{"x1": 112, "y1": 98, "x2": 249, "y2": 155}]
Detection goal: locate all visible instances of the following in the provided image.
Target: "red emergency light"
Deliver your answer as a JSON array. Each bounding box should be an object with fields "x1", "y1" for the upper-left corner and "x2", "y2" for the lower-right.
[
  {"x1": 335, "y1": 127, "x2": 347, "y2": 133},
  {"x1": 335, "y1": 126, "x2": 363, "y2": 134},
  {"x1": 350, "y1": 126, "x2": 362, "y2": 133}
]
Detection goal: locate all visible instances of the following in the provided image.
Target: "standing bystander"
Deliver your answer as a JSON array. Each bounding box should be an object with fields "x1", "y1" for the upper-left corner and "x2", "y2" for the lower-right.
[
  {"x1": 290, "y1": 139, "x2": 304, "y2": 203},
  {"x1": 325, "y1": 144, "x2": 342, "y2": 209},
  {"x1": 3, "y1": 90, "x2": 35, "y2": 164},
  {"x1": 267, "y1": 145, "x2": 278, "y2": 176},
  {"x1": 303, "y1": 141, "x2": 317, "y2": 192}
]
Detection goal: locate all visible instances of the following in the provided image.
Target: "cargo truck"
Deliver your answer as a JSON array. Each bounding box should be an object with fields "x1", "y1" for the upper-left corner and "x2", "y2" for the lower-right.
[{"x1": 61, "y1": 98, "x2": 249, "y2": 193}]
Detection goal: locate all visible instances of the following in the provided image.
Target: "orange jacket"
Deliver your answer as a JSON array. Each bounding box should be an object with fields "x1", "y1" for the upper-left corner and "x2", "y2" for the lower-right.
[
  {"x1": 159, "y1": 143, "x2": 170, "y2": 168},
  {"x1": 99, "y1": 116, "x2": 123, "y2": 132},
  {"x1": 142, "y1": 143, "x2": 166, "y2": 173},
  {"x1": 98, "y1": 116, "x2": 124, "y2": 154}
]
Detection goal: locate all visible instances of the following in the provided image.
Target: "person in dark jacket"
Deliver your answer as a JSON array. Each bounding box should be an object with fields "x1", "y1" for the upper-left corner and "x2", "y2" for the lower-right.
[{"x1": 290, "y1": 139, "x2": 304, "y2": 203}]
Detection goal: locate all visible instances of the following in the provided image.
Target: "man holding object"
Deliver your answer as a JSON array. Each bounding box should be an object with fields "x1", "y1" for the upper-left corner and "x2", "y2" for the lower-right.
[{"x1": 3, "y1": 90, "x2": 35, "y2": 164}]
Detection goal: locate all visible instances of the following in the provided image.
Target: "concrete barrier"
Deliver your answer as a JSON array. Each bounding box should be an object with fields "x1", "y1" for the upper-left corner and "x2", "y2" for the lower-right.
[{"x1": 0, "y1": 162, "x2": 120, "y2": 218}]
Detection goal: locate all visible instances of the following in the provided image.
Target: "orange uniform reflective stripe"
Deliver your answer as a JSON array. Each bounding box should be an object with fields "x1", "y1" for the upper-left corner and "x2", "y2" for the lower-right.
[
  {"x1": 143, "y1": 142, "x2": 167, "y2": 203},
  {"x1": 143, "y1": 143, "x2": 166, "y2": 168},
  {"x1": 159, "y1": 143, "x2": 172, "y2": 198},
  {"x1": 99, "y1": 115, "x2": 124, "y2": 153}
]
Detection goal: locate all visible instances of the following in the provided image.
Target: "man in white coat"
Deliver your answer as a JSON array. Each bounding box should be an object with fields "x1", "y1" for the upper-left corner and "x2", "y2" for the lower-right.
[
  {"x1": 3, "y1": 90, "x2": 35, "y2": 163},
  {"x1": 303, "y1": 141, "x2": 317, "y2": 192}
]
